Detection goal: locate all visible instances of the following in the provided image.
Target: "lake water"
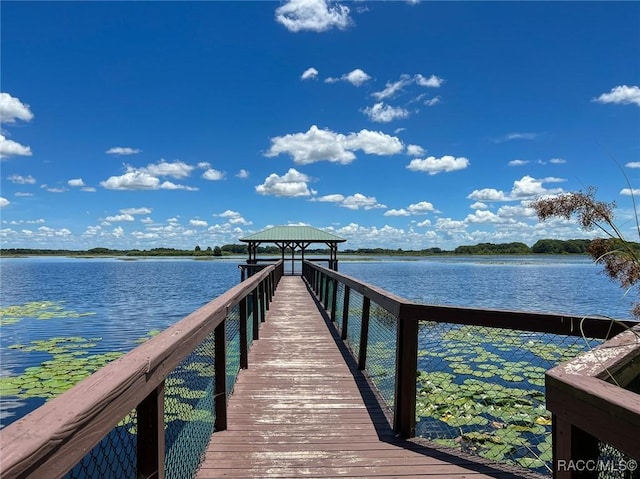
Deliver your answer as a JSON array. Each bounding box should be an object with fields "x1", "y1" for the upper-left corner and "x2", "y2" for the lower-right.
[{"x1": 0, "y1": 255, "x2": 635, "y2": 429}]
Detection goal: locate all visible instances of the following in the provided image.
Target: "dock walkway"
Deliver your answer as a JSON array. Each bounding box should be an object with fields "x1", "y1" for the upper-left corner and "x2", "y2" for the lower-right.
[{"x1": 195, "y1": 276, "x2": 521, "y2": 479}]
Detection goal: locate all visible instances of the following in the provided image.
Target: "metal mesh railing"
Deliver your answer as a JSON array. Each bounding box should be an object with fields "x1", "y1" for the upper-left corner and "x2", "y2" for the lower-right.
[
  {"x1": 63, "y1": 413, "x2": 138, "y2": 479},
  {"x1": 164, "y1": 330, "x2": 216, "y2": 479},
  {"x1": 344, "y1": 289, "x2": 364, "y2": 359},
  {"x1": 226, "y1": 305, "x2": 241, "y2": 398},
  {"x1": 365, "y1": 302, "x2": 398, "y2": 410},
  {"x1": 415, "y1": 322, "x2": 603, "y2": 474},
  {"x1": 334, "y1": 282, "x2": 345, "y2": 330}
]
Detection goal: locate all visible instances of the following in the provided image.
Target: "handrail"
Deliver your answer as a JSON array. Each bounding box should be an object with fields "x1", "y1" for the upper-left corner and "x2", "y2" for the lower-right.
[
  {"x1": 0, "y1": 260, "x2": 284, "y2": 479},
  {"x1": 546, "y1": 324, "x2": 640, "y2": 476},
  {"x1": 302, "y1": 260, "x2": 638, "y2": 440}
]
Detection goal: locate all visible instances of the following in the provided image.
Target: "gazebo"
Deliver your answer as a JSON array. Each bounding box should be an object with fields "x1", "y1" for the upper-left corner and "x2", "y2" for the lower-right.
[{"x1": 239, "y1": 225, "x2": 346, "y2": 277}]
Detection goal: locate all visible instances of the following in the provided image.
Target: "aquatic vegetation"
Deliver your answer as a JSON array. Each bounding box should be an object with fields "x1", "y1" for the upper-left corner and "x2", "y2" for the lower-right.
[
  {"x1": 0, "y1": 301, "x2": 96, "y2": 326},
  {"x1": 1, "y1": 337, "x2": 123, "y2": 399},
  {"x1": 415, "y1": 324, "x2": 589, "y2": 472}
]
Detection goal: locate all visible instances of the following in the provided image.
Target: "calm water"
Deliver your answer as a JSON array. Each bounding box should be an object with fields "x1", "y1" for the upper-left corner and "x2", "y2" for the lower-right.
[{"x1": 0, "y1": 255, "x2": 635, "y2": 427}]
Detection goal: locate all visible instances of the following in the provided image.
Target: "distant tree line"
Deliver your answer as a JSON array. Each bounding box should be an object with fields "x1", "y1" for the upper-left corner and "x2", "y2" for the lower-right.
[{"x1": 3, "y1": 239, "x2": 638, "y2": 257}]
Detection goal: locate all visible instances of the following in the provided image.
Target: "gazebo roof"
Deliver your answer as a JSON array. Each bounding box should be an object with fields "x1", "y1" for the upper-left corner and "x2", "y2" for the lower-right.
[{"x1": 239, "y1": 225, "x2": 346, "y2": 243}]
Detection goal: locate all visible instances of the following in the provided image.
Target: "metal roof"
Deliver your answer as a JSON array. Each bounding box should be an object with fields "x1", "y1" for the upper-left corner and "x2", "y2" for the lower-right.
[{"x1": 239, "y1": 225, "x2": 346, "y2": 243}]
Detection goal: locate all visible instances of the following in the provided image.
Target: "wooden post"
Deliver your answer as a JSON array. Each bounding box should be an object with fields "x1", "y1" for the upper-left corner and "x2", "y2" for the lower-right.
[
  {"x1": 214, "y1": 319, "x2": 227, "y2": 431},
  {"x1": 239, "y1": 298, "x2": 248, "y2": 369},
  {"x1": 137, "y1": 382, "x2": 166, "y2": 479},
  {"x1": 341, "y1": 286, "x2": 350, "y2": 340},
  {"x1": 394, "y1": 312, "x2": 418, "y2": 438},
  {"x1": 358, "y1": 297, "x2": 371, "y2": 370},
  {"x1": 323, "y1": 274, "x2": 330, "y2": 308},
  {"x1": 252, "y1": 288, "x2": 259, "y2": 340},
  {"x1": 552, "y1": 415, "x2": 600, "y2": 479},
  {"x1": 259, "y1": 281, "x2": 266, "y2": 323}
]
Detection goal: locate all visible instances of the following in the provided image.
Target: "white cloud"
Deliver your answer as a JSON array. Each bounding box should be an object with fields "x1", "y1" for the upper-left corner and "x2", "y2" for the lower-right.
[
  {"x1": 407, "y1": 155, "x2": 469, "y2": 175},
  {"x1": 626, "y1": 162, "x2": 640, "y2": 169},
  {"x1": 68, "y1": 178, "x2": 85, "y2": 187},
  {"x1": 549, "y1": 158, "x2": 566, "y2": 164},
  {"x1": 104, "y1": 214, "x2": 135, "y2": 222},
  {"x1": 236, "y1": 169, "x2": 250, "y2": 178},
  {"x1": 621, "y1": 188, "x2": 640, "y2": 196},
  {"x1": 313, "y1": 194, "x2": 345, "y2": 203},
  {"x1": 407, "y1": 201, "x2": 436, "y2": 214},
  {"x1": 416, "y1": 219, "x2": 431, "y2": 227},
  {"x1": 143, "y1": 160, "x2": 193, "y2": 178},
  {"x1": 326, "y1": 68, "x2": 371, "y2": 86},
  {"x1": 340, "y1": 193, "x2": 386, "y2": 210},
  {"x1": 0, "y1": 197, "x2": 9, "y2": 208},
  {"x1": 190, "y1": 219, "x2": 208, "y2": 227},
  {"x1": 363, "y1": 102, "x2": 409, "y2": 123},
  {"x1": 593, "y1": 85, "x2": 640, "y2": 106},
  {"x1": 217, "y1": 210, "x2": 252, "y2": 225},
  {"x1": 275, "y1": 0, "x2": 351, "y2": 32},
  {"x1": 202, "y1": 168, "x2": 225, "y2": 180},
  {"x1": 424, "y1": 96, "x2": 441, "y2": 106},
  {"x1": 8, "y1": 174, "x2": 36, "y2": 184},
  {"x1": 0, "y1": 134, "x2": 32, "y2": 159},
  {"x1": 301, "y1": 67, "x2": 319, "y2": 80},
  {"x1": 265, "y1": 125, "x2": 404, "y2": 164},
  {"x1": 255, "y1": 168, "x2": 315, "y2": 197},
  {"x1": 406, "y1": 144, "x2": 425, "y2": 157},
  {"x1": 467, "y1": 175, "x2": 565, "y2": 202},
  {"x1": 0, "y1": 93, "x2": 34, "y2": 123},
  {"x1": 106, "y1": 147, "x2": 142, "y2": 155},
  {"x1": 415, "y1": 74, "x2": 444, "y2": 88},
  {"x1": 101, "y1": 169, "x2": 160, "y2": 190},
  {"x1": 120, "y1": 207, "x2": 152, "y2": 215},
  {"x1": 100, "y1": 161, "x2": 196, "y2": 190},
  {"x1": 372, "y1": 75, "x2": 412, "y2": 100},
  {"x1": 494, "y1": 132, "x2": 538, "y2": 143},
  {"x1": 509, "y1": 159, "x2": 529, "y2": 166},
  {"x1": 470, "y1": 201, "x2": 489, "y2": 210},
  {"x1": 384, "y1": 208, "x2": 410, "y2": 216}
]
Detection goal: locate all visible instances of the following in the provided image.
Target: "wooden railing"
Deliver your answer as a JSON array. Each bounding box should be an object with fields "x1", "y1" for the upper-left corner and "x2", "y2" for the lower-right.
[
  {"x1": 0, "y1": 261, "x2": 284, "y2": 479},
  {"x1": 302, "y1": 261, "x2": 639, "y2": 450},
  {"x1": 546, "y1": 324, "x2": 640, "y2": 477}
]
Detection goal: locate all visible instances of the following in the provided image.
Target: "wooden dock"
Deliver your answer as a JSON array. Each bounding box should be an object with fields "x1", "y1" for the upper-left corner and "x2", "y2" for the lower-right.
[{"x1": 195, "y1": 276, "x2": 521, "y2": 479}]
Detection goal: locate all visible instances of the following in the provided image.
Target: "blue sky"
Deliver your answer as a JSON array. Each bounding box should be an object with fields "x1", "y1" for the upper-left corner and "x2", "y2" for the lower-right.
[{"x1": 1, "y1": 1, "x2": 639, "y2": 251}]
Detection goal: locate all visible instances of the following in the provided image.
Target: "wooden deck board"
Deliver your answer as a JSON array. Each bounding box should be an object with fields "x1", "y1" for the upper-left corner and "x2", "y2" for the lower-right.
[{"x1": 195, "y1": 276, "x2": 523, "y2": 479}]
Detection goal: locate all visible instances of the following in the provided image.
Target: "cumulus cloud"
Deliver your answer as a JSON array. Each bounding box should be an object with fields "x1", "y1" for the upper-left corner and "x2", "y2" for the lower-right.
[
  {"x1": 593, "y1": 85, "x2": 640, "y2": 106},
  {"x1": 508, "y1": 159, "x2": 529, "y2": 166},
  {"x1": 312, "y1": 194, "x2": 345, "y2": 203},
  {"x1": 301, "y1": 67, "x2": 319, "y2": 80},
  {"x1": 265, "y1": 125, "x2": 404, "y2": 164},
  {"x1": 236, "y1": 169, "x2": 250, "y2": 178},
  {"x1": 190, "y1": 219, "x2": 208, "y2": 227},
  {"x1": 626, "y1": 162, "x2": 640, "y2": 169},
  {"x1": 106, "y1": 147, "x2": 142, "y2": 155},
  {"x1": 384, "y1": 209, "x2": 410, "y2": 217},
  {"x1": 0, "y1": 93, "x2": 34, "y2": 123},
  {"x1": 424, "y1": 96, "x2": 441, "y2": 106},
  {"x1": 340, "y1": 193, "x2": 386, "y2": 210},
  {"x1": 406, "y1": 144, "x2": 425, "y2": 157},
  {"x1": 217, "y1": 210, "x2": 252, "y2": 225},
  {"x1": 621, "y1": 188, "x2": 640, "y2": 196},
  {"x1": 0, "y1": 197, "x2": 9, "y2": 208},
  {"x1": 0, "y1": 134, "x2": 32, "y2": 159},
  {"x1": 202, "y1": 168, "x2": 225, "y2": 180},
  {"x1": 407, "y1": 201, "x2": 436, "y2": 214},
  {"x1": 8, "y1": 174, "x2": 36, "y2": 184},
  {"x1": 120, "y1": 207, "x2": 152, "y2": 215},
  {"x1": 68, "y1": 178, "x2": 86, "y2": 187},
  {"x1": 415, "y1": 74, "x2": 444, "y2": 88},
  {"x1": 407, "y1": 155, "x2": 469, "y2": 175},
  {"x1": 275, "y1": 0, "x2": 351, "y2": 32},
  {"x1": 104, "y1": 214, "x2": 135, "y2": 222},
  {"x1": 363, "y1": 102, "x2": 409, "y2": 123},
  {"x1": 326, "y1": 68, "x2": 371, "y2": 86},
  {"x1": 255, "y1": 168, "x2": 315, "y2": 197},
  {"x1": 100, "y1": 161, "x2": 196, "y2": 190},
  {"x1": 467, "y1": 175, "x2": 565, "y2": 202},
  {"x1": 549, "y1": 158, "x2": 566, "y2": 164}
]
